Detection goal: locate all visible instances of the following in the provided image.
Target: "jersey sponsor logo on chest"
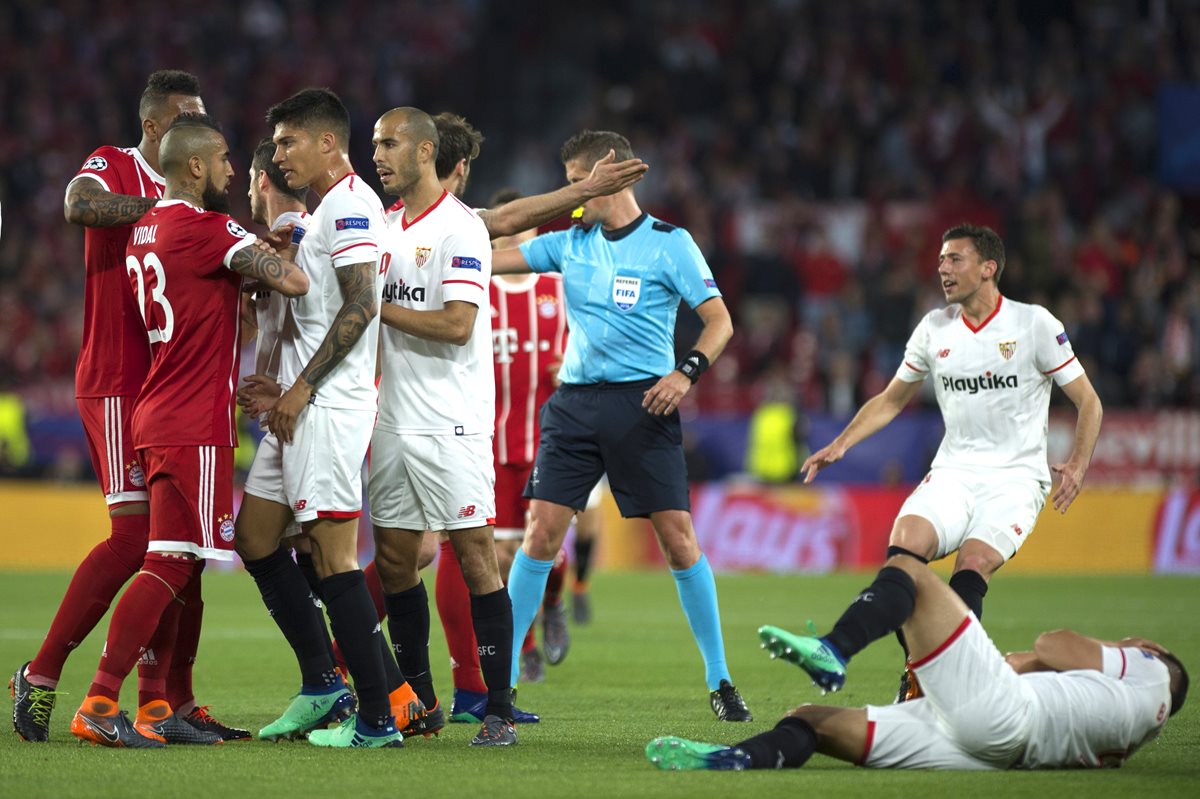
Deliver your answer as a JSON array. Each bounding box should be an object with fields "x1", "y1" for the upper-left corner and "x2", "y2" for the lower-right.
[
  {"x1": 941, "y1": 371, "x2": 1019, "y2": 394},
  {"x1": 383, "y1": 279, "x2": 426, "y2": 303},
  {"x1": 612, "y1": 276, "x2": 641, "y2": 311}
]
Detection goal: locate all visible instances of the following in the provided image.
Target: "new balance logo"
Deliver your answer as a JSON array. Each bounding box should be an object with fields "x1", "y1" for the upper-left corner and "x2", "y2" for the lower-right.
[{"x1": 458, "y1": 505, "x2": 476, "y2": 519}]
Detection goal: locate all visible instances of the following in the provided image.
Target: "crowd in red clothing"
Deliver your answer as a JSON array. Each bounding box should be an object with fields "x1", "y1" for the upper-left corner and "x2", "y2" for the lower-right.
[{"x1": 1, "y1": 0, "x2": 1198, "y2": 419}]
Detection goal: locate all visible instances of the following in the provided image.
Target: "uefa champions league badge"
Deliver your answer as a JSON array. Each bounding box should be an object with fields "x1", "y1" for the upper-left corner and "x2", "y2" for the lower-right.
[
  {"x1": 218, "y1": 514, "x2": 235, "y2": 543},
  {"x1": 126, "y1": 460, "x2": 145, "y2": 488}
]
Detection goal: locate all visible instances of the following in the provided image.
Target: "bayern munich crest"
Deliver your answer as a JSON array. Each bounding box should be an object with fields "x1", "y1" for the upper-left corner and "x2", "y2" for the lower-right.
[
  {"x1": 537, "y1": 294, "x2": 557, "y2": 318},
  {"x1": 415, "y1": 246, "x2": 432, "y2": 268},
  {"x1": 126, "y1": 460, "x2": 145, "y2": 488},
  {"x1": 218, "y1": 514, "x2": 235, "y2": 543},
  {"x1": 998, "y1": 340, "x2": 1017, "y2": 360}
]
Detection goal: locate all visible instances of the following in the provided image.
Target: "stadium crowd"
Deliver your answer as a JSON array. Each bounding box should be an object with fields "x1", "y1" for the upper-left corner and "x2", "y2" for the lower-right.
[{"x1": 1, "y1": 0, "x2": 1199, "y2": 419}]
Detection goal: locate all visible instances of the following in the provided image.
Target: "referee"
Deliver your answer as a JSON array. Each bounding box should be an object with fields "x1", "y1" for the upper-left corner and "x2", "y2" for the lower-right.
[{"x1": 493, "y1": 130, "x2": 751, "y2": 721}]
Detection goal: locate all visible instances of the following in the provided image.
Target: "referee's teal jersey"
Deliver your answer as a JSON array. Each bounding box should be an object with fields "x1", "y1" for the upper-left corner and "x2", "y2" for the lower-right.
[{"x1": 519, "y1": 213, "x2": 721, "y2": 385}]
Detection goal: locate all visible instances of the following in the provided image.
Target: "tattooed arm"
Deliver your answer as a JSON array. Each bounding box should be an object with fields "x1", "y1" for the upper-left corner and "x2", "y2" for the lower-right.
[
  {"x1": 268, "y1": 261, "x2": 377, "y2": 443},
  {"x1": 64, "y1": 177, "x2": 157, "y2": 227},
  {"x1": 228, "y1": 244, "x2": 309, "y2": 297}
]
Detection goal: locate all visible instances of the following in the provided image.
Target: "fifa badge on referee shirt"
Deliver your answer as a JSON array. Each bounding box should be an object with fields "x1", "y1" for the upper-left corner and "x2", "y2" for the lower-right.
[
  {"x1": 998, "y1": 341, "x2": 1016, "y2": 360},
  {"x1": 612, "y1": 276, "x2": 641, "y2": 311}
]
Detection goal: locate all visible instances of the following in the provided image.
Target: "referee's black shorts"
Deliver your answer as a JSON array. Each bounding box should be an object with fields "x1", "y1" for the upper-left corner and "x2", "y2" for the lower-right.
[{"x1": 523, "y1": 378, "x2": 690, "y2": 518}]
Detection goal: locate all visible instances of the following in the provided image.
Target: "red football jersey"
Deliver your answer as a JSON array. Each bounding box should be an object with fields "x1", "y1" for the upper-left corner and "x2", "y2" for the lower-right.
[
  {"x1": 126, "y1": 200, "x2": 256, "y2": 448},
  {"x1": 491, "y1": 274, "x2": 567, "y2": 465},
  {"x1": 69, "y1": 146, "x2": 166, "y2": 398}
]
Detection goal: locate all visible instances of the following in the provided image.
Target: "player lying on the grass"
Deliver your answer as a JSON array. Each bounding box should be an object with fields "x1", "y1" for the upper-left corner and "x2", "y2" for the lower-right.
[{"x1": 647, "y1": 552, "x2": 1188, "y2": 771}]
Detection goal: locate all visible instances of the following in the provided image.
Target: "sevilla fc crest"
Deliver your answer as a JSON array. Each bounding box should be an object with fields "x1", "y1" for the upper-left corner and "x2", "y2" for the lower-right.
[
  {"x1": 415, "y1": 247, "x2": 432, "y2": 268},
  {"x1": 998, "y1": 340, "x2": 1016, "y2": 360}
]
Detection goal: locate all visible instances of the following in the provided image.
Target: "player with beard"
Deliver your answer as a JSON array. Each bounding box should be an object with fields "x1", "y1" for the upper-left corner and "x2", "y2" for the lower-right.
[
  {"x1": 11, "y1": 70, "x2": 247, "y2": 744},
  {"x1": 71, "y1": 113, "x2": 309, "y2": 747}
]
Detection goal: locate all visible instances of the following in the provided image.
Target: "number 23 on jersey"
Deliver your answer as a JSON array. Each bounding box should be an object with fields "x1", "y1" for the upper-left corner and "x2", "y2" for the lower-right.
[{"x1": 127, "y1": 250, "x2": 175, "y2": 344}]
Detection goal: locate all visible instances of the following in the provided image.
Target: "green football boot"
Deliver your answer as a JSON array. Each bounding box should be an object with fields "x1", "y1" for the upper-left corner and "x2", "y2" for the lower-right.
[
  {"x1": 258, "y1": 685, "x2": 355, "y2": 742},
  {"x1": 645, "y1": 736, "x2": 751, "y2": 771}
]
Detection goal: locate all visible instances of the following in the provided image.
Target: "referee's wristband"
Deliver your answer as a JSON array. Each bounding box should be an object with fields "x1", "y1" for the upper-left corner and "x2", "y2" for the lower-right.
[{"x1": 675, "y1": 350, "x2": 709, "y2": 384}]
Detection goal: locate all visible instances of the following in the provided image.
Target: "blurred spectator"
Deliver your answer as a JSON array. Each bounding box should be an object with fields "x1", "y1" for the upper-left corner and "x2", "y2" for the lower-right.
[{"x1": 1, "y1": 0, "x2": 1199, "y2": 475}]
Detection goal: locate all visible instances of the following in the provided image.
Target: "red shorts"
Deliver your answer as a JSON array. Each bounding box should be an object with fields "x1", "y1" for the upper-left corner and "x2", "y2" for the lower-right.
[
  {"x1": 77, "y1": 396, "x2": 148, "y2": 506},
  {"x1": 494, "y1": 461, "x2": 533, "y2": 539},
  {"x1": 140, "y1": 445, "x2": 235, "y2": 561}
]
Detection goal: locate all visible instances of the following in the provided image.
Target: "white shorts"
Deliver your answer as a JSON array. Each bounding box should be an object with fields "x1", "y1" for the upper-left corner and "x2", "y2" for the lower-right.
[
  {"x1": 863, "y1": 617, "x2": 1034, "y2": 770},
  {"x1": 897, "y1": 468, "x2": 1049, "y2": 560},
  {"x1": 368, "y1": 430, "x2": 495, "y2": 532},
  {"x1": 244, "y1": 405, "x2": 374, "y2": 525}
]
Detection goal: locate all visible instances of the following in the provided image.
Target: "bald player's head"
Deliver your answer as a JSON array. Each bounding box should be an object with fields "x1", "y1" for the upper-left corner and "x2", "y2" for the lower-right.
[
  {"x1": 372, "y1": 107, "x2": 441, "y2": 197},
  {"x1": 160, "y1": 113, "x2": 234, "y2": 213}
]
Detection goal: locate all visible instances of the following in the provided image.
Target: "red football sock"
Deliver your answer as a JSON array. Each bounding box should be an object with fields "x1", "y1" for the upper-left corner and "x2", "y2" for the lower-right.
[
  {"x1": 136, "y1": 594, "x2": 182, "y2": 706},
  {"x1": 28, "y1": 513, "x2": 149, "y2": 687},
  {"x1": 434, "y1": 540, "x2": 486, "y2": 694},
  {"x1": 363, "y1": 560, "x2": 386, "y2": 621},
  {"x1": 521, "y1": 627, "x2": 537, "y2": 654},
  {"x1": 165, "y1": 566, "x2": 204, "y2": 713},
  {"x1": 88, "y1": 554, "x2": 194, "y2": 702},
  {"x1": 544, "y1": 548, "x2": 568, "y2": 606}
]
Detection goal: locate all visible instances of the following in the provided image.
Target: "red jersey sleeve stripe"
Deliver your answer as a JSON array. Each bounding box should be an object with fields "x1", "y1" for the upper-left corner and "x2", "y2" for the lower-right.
[
  {"x1": 331, "y1": 241, "x2": 376, "y2": 257},
  {"x1": 904, "y1": 361, "x2": 927, "y2": 373},
  {"x1": 909, "y1": 615, "x2": 972, "y2": 670},
  {"x1": 856, "y1": 719, "x2": 876, "y2": 766},
  {"x1": 1043, "y1": 356, "x2": 1078, "y2": 375},
  {"x1": 443, "y1": 279, "x2": 484, "y2": 290}
]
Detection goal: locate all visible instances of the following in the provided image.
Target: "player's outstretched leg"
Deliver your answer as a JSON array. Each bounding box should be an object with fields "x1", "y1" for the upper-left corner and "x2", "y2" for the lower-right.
[
  {"x1": 647, "y1": 713, "x2": 834, "y2": 771},
  {"x1": 760, "y1": 561, "x2": 917, "y2": 693}
]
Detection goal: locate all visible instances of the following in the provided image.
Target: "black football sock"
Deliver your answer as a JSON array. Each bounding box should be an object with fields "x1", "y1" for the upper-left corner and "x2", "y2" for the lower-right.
[
  {"x1": 573, "y1": 536, "x2": 595, "y2": 585},
  {"x1": 384, "y1": 581, "x2": 436, "y2": 708},
  {"x1": 471, "y1": 587, "x2": 514, "y2": 721},
  {"x1": 949, "y1": 569, "x2": 989, "y2": 620},
  {"x1": 884, "y1": 547, "x2": 927, "y2": 656},
  {"x1": 379, "y1": 633, "x2": 406, "y2": 693},
  {"x1": 823, "y1": 566, "x2": 916, "y2": 662},
  {"x1": 321, "y1": 570, "x2": 391, "y2": 728},
  {"x1": 294, "y1": 550, "x2": 340, "y2": 668},
  {"x1": 734, "y1": 716, "x2": 818, "y2": 769},
  {"x1": 243, "y1": 546, "x2": 337, "y2": 688}
]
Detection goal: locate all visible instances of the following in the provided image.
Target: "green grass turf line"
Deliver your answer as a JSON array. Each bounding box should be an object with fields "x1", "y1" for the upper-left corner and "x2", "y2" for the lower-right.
[{"x1": 0, "y1": 570, "x2": 1197, "y2": 798}]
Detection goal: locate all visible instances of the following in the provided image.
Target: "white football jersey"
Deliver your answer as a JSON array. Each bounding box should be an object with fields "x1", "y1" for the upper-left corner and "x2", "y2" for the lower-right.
[
  {"x1": 1019, "y1": 647, "x2": 1172, "y2": 769},
  {"x1": 252, "y1": 211, "x2": 309, "y2": 427},
  {"x1": 278, "y1": 173, "x2": 384, "y2": 411},
  {"x1": 897, "y1": 296, "x2": 1085, "y2": 482},
  {"x1": 376, "y1": 190, "x2": 494, "y2": 435}
]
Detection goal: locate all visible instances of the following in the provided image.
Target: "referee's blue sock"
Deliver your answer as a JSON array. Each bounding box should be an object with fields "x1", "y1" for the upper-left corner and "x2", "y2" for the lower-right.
[
  {"x1": 507, "y1": 549, "x2": 554, "y2": 685},
  {"x1": 671, "y1": 554, "x2": 732, "y2": 691}
]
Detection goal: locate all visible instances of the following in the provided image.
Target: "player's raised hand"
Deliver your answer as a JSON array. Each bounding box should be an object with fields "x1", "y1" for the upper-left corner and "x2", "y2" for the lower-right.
[
  {"x1": 239, "y1": 374, "x2": 282, "y2": 416},
  {"x1": 1049, "y1": 461, "x2": 1086, "y2": 513},
  {"x1": 642, "y1": 370, "x2": 691, "y2": 416},
  {"x1": 582, "y1": 149, "x2": 649, "y2": 198},
  {"x1": 801, "y1": 441, "x2": 848, "y2": 484},
  {"x1": 268, "y1": 379, "x2": 312, "y2": 444}
]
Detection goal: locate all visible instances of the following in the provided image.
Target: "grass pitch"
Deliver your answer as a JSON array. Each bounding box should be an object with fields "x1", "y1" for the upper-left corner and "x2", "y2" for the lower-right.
[{"x1": 0, "y1": 569, "x2": 1197, "y2": 798}]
